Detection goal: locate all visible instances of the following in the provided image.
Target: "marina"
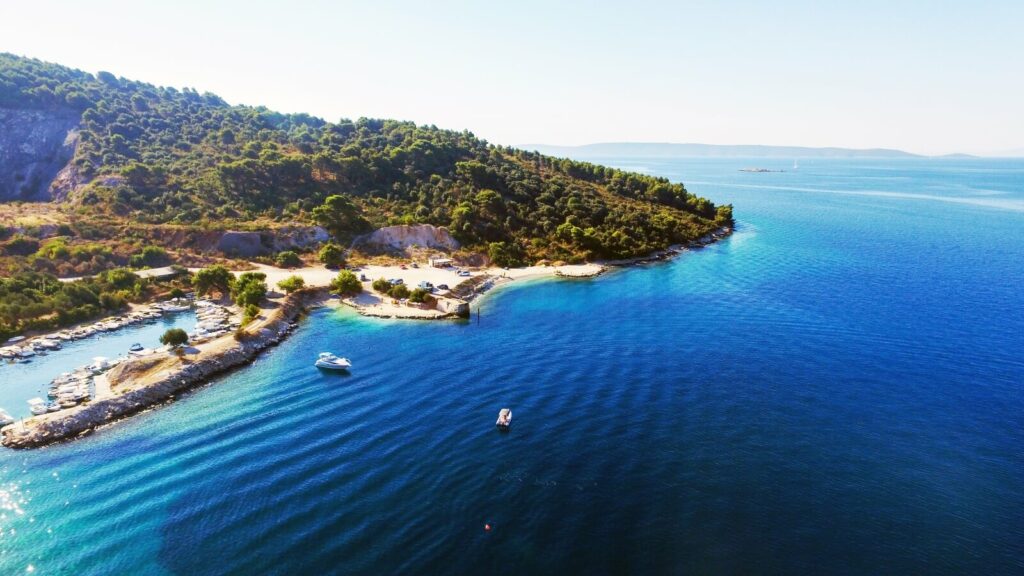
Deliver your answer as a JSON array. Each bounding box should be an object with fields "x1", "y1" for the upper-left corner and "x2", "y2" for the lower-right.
[{"x1": 0, "y1": 300, "x2": 203, "y2": 419}]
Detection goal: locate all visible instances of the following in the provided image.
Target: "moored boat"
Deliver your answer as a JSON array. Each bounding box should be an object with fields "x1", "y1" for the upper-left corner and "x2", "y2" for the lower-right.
[
  {"x1": 28, "y1": 398, "x2": 48, "y2": 416},
  {"x1": 496, "y1": 408, "x2": 512, "y2": 428}
]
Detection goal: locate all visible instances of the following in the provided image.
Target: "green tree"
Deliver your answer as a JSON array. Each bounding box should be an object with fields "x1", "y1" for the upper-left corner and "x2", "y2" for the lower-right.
[
  {"x1": 192, "y1": 265, "x2": 233, "y2": 297},
  {"x1": 390, "y1": 283, "x2": 410, "y2": 299},
  {"x1": 488, "y1": 241, "x2": 525, "y2": 267},
  {"x1": 159, "y1": 328, "x2": 189, "y2": 347},
  {"x1": 277, "y1": 275, "x2": 305, "y2": 294},
  {"x1": 231, "y1": 272, "x2": 267, "y2": 307},
  {"x1": 312, "y1": 195, "x2": 370, "y2": 240},
  {"x1": 318, "y1": 243, "x2": 345, "y2": 268},
  {"x1": 329, "y1": 270, "x2": 362, "y2": 296},
  {"x1": 275, "y1": 250, "x2": 302, "y2": 268}
]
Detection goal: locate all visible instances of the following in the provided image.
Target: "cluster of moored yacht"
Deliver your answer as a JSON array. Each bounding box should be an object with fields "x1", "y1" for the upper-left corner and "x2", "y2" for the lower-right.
[
  {"x1": 189, "y1": 300, "x2": 239, "y2": 343},
  {"x1": 0, "y1": 297, "x2": 212, "y2": 424},
  {"x1": 7, "y1": 355, "x2": 119, "y2": 420},
  {"x1": 0, "y1": 297, "x2": 195, "y2": 363}
]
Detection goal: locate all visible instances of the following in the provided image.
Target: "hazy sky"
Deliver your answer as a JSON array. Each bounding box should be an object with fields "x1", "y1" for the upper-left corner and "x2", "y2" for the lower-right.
[{"x1": 1, "y1": 0, "x2": 1021, "y2": 155}]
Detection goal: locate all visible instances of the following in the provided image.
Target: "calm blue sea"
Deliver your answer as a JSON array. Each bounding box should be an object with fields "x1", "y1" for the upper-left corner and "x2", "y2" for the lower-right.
[{"x1": 0, "y1": 158, "x2": 1022, "y2": 575}]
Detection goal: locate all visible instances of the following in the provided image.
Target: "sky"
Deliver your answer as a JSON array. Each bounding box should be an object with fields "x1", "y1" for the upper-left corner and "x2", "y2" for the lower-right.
[{"x1": 1, "y1": 0, "x2": 1021, "y2": 156}]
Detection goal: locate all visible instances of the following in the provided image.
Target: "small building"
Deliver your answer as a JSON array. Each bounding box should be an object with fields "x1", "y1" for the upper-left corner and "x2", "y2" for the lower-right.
[
  {"x1": 428, "y1": 256, "x2": 453, "y2": 268},
  {"x1": 435, "y1": 296, "x2": 469, "y2": 317}
]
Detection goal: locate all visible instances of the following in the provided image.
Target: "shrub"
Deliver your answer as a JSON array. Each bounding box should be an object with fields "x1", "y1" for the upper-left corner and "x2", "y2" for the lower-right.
[
  {"x1": 275, "y1": 250, "x2": 302, "y2": 268},
  {"x1": 372, "y1": 277, "x2": 391, "y2": 294},
  {"x1": 409, "y1": 287, "x2": 429, "y2": 303},
  {"x1": 277, "y1": 275, "x2": 305, "y2": 294},
  {"x1": 330, "y1": 270, "x2": 362, "y2": 296},
  {"x1": 3, "y1": 235, "x2": 40, "y2": 256},
  {"x1": 159, "y1": 328, "x2": 189, "y2": 347},
  {"x1": 318, "y1": 243, "x2": 345, "y2": 268},
  {"x1": 390, "y1": 284, "x2": 410, "y2": 299},
  {"x1": 242, "y1": 303, "x2": 260, "y2": 325},
  {"x1": 131, "y1": 245, "x2": 170, "y2": 268}
]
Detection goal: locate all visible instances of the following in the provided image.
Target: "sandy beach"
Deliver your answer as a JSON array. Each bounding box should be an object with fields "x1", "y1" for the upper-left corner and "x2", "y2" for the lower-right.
[{"x1": 213, "y1": 262, "x2": 606, "y2": 320}]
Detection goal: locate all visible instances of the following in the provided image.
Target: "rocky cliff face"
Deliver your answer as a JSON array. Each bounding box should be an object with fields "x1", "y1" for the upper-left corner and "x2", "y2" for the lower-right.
[
  {"x1": 216, "y1": 226, "x2": 331, "y2": 256},
  {"x1": 0, "y1": 108, "x2": 80, "y2": 201},
  {"x1": 361, "y1": 224, "x2": 460, "y2": 251}
]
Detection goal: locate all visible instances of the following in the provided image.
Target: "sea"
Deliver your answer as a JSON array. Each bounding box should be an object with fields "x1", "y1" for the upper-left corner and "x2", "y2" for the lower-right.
[{"x1": 0, "y1": 158, "x2": 1021, "y2": 575}]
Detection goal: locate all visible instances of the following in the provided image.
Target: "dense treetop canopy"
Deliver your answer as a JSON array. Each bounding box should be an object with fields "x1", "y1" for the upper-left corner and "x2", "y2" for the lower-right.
[{"x1": 1, "y1": 53, "x2": 732, "y2": 264}]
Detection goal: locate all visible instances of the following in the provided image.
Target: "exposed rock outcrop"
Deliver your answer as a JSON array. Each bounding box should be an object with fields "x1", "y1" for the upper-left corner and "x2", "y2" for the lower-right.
[
  {"x1": 0, "y1": 108, "x2": 80, "y2": 201},
  {"x1": 217, "y1": 231, "x2": 265, "y2": 257},
  {"x1": 360, "y1": 224, "x2": 460, "y2": 251},
  {"x1": 216, "y1": 226, "x2": 331, "y2": 256}
]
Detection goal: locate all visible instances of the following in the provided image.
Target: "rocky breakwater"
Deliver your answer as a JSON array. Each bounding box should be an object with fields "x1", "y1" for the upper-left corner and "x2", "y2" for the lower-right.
[{"x1": 1, "y1": 289, "x2": 323, "y2": 449}]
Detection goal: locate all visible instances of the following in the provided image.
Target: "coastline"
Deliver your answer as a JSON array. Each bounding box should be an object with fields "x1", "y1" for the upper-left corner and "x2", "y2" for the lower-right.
[
  {"x1": 1, "y1": 289, "x2": 324, "y2": 449},
  {"x1": 0, "y1": 226, "x2": 732, "y2": 448}
]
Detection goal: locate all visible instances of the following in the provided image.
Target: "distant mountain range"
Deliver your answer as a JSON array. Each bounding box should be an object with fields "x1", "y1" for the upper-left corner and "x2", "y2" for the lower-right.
[{"x1": 520, "y1": 142, "x2": 982, "y2": 159}]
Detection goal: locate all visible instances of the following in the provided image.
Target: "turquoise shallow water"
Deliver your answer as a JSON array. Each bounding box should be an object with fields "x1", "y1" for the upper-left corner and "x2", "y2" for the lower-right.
[
  {"x1": 0, "y1": 158, "x2": 1022, "y2": 574},
  {"x1": 0, "y1": 312, "x2": 197, "y2": 419}
]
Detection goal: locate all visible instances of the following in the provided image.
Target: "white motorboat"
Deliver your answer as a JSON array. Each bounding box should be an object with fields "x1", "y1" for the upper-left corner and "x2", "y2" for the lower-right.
[
  {"x1": 129, "y1": 343, "x2": 144, "y2": 352},
  {"x1": 28, "y1": 398, "x2": 48, "y2": 416},
  {"x1": 0, "y1": 409, "x2": 14, "y2": 426},
  {"x1": 315, "y1": 353, "x2": 352, "y2": 371},
  {"x1": 90, "y1": 357, "x2": 112, "y2": 373},
  {"x1": 496, "y1": 408, "x2": 512, "y2": 428}
]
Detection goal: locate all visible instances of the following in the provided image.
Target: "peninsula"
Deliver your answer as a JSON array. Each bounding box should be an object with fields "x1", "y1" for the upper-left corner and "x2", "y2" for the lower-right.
[{"x1": 0, "y1": 53, "x2": 733, "y2": 446}]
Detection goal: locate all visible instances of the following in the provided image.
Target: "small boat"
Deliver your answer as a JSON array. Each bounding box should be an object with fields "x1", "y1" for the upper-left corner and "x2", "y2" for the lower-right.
[
  {"x1": 89, "y1": 357, "x2": 112, "y2": 373},
  {"x1": 0, "y1": 409, "x2": 14, "y2": 426},
  {"x1": 28, "y1": 398, "x2": 48, "y2": 416},
  {"x1": 47, "y1": 401, "x2": 62, "y2": 413},
  {"x1": 315, "y1": 352, "x2": 352, "y2": 371},
  {"x1": 129, "y1": 343, "x2": 144, "y2": 352},
  {"x1": 496, "y1": 408, "x2": 512, "y2": 428}
]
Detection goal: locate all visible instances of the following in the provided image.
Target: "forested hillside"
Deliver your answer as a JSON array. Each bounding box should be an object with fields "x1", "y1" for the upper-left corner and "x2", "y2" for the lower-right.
[{"x1": 0, "y1": 53, "x2": 731, "y2": 265}]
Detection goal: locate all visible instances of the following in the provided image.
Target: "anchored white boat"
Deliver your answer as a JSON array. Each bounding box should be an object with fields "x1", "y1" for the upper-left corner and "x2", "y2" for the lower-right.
[
  {"x1": 496, "y1": 408, "x2": 512, "y2": 428},
  {"x1": 0, "y1": 409, "x2": 14, "y2": 426},
  {"x1": 315, "y1": 352, "x2": 352, "y2": 371},
  {"x1": 28, "y1": 398, "x2": 48, "y2": 416}
]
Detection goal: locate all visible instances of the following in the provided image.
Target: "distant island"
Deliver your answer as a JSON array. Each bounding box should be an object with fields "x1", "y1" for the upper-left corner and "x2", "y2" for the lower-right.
[{"x1": 522, "y1": 142, "x2": 979, "y2": 159}]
